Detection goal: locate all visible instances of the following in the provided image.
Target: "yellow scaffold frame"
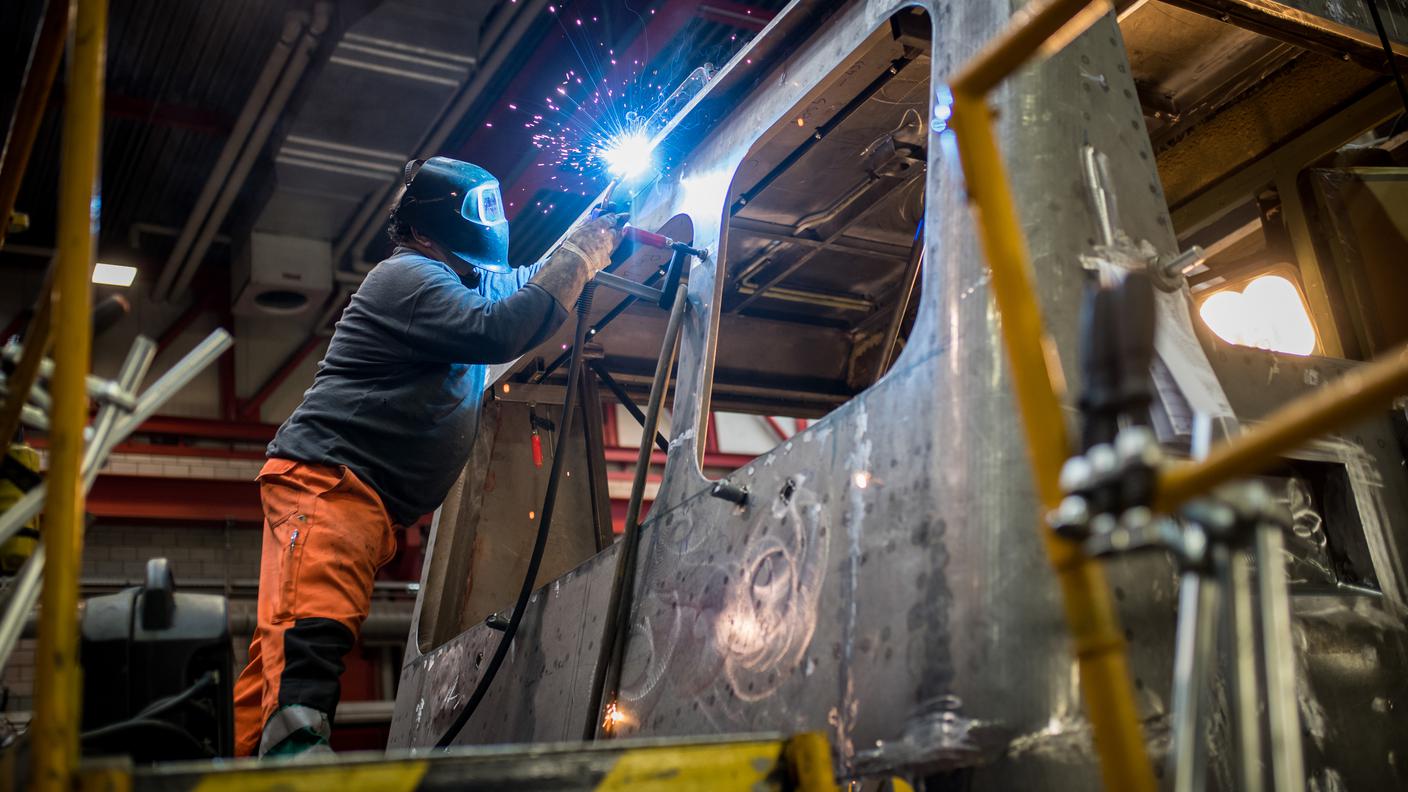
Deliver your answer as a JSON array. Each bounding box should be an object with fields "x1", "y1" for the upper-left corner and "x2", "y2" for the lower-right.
[
  {"x1": 946, "y1": 0, "x2": 1408, "y2": 790},
  {"x1": 22, "y1": 1, "x2": 1408, "y2": 790},
  {"x1": 29, "y1": 0, "x2": 107, "y2": 791}
]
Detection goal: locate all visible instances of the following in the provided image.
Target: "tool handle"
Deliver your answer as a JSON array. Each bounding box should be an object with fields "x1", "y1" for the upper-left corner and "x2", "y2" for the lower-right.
[{"x1": 624, "y1": 226, "x2": 672, "y2": 250}]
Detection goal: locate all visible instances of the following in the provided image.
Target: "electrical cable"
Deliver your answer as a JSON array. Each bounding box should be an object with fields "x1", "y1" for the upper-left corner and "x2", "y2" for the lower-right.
[
  {"x1": 80, "y1": 718, "x2": 212, "y2": 757},
  {"x1": 131, "y1": 670, "x2": 217, "y2": 721},
  {"x1": 77, "y1": 670, "x2": 218, "y2": 745},
  {"x1": 434, "y1": 281, "x2": 597, "y2": 749},
  {"x1": 1364, "y1": 0, "x2": 1408, "y2": 130}
]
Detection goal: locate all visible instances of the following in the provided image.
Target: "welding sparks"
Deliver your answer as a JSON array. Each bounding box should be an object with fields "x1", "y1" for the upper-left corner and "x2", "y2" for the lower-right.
[
  {"x1": 600, "y1": 130, "x2": 654, "y2": 179},
  {"x1": 482, "y1": 1, "x2": 753, "y2": 201},
  {"x1": 603, "y1": 700, "x2": 630, "y2": 731}
]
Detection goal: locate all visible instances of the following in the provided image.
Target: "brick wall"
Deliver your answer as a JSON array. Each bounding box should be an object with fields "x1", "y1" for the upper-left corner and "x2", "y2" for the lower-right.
[
  {"x1": 2, "y1": 522, "x2": 263, "y2": 714},
  {"x1": 83, "y1": 523, "x2": 262, "y2": 582}
]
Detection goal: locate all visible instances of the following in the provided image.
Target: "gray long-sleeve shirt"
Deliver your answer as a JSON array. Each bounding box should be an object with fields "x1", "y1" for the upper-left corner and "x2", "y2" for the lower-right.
[{"x1": 268, "y1": 247, "x2": 563, "y2": 524}]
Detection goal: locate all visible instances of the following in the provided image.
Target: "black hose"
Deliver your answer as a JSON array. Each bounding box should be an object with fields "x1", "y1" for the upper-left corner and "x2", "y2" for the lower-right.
[
  {"x1": 81, "y1": 718, "x2": 213, "y2": 757},
  {"x1": 132, "y1": 670, "x2": 216, "y2": 721},
  {"x1": 1364, "y1": 0, "x2": 1408, "y2": 124},
  {"x1": 434, "y1": 282, "x2": 596, "y2": 749}
]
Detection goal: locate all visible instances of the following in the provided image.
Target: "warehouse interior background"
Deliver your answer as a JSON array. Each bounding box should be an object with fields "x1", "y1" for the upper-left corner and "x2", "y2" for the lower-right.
[
  {"x1": 0, "y1": 0, "x2": 805, "y2": 748},
  {"x1": 2, "y1": 0, "x2": 1407, "y2": 782}
]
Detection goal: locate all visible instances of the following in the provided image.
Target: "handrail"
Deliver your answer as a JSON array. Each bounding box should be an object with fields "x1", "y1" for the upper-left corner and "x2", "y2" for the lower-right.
[
  {"x1": 1156, "y1": 344, "x2": 1408, "y2": 511},
  {"x1": 948, "y1": 0, "x2": 1408, "y2": 789},
  {"x1": 29, "y1": 0, "x2": 106, "y2": 789},
  {"x1": 945, "y1": 1, "x2": 1152, "y2": 790}
]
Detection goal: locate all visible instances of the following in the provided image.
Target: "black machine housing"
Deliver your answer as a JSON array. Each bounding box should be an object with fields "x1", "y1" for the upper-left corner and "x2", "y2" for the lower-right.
[{"x1": 80, "y1": 557, "x2": 233, "y2": 761}]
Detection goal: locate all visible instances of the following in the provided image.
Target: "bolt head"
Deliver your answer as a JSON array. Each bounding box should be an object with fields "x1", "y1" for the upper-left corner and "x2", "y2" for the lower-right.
[
  {"x1": 1060, "y1": 457, "x2": 1093, "y2": 493},
  {"x1": 1088, "y1": 443, "x2": 1118, "y2": 477}
]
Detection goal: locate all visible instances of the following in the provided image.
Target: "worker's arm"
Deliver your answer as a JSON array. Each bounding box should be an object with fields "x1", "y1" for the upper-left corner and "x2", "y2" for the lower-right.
[
  {"x1": 403, "y1": 270, "x2": 564, "y2": 364},
  {"x1": 477, "y1": 254, "x2": 543, "y2": 298},
  {"x1": 526, "y1": 212, "x2": 624, "y2": 309},
  {"x1": 479, "y1": 212, "x2": 623, "y2": 298},
  {"x1": 403, "y1": 214, "x2": 624, "y2": 364}
]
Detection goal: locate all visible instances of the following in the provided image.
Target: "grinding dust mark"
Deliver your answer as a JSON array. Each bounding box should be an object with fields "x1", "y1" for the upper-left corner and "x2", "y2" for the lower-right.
[
  {"x1": 837, "y1": 403, "x2": 872, "y2": 767},
  {"x1": 714, "y1": 473, "x2": 828, "y2": 703}
]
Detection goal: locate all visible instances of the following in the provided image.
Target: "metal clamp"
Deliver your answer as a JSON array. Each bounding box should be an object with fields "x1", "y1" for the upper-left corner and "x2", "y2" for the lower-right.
[
  {"x1": 1052, "y1": 422, "x2": 1306, "y2": 792},
  {"x1": 1150, "y1": 245, "x2": 1207, "y2": 292}
]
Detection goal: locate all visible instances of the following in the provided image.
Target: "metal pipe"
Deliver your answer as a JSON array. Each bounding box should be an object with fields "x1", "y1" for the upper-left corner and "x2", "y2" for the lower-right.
[
  {"x1": 111, "y1": 331, "x2": 233, "y2": 440},
  {"x1": 31, "y1": 0, "x2": 105, "y2": 785},
  {"x1": 728, "y1": 216, "x2": 913, "y2": 261},
  {"x1": 1156, "y1": 344, "x2": 1408, "y2": 512},
  {"x1": 82, "y1": 337, "x2": 155, "y2": 488},
  {"x1": 0, "y1": 0, "x2": 68, "y2": 250},
  {"x1": 336, "y1": 0, "x2": 552, "y2": 269},
  {"x1": 1170, "y1": 569, "x2": 1219, "y2": 792},
  {"x1": 1223, "y1": 546, "x2": 1265, "y2": 792},
  {"x1": 947, "y1": 5, "x2": 1153, "y2": 784},
  {"x1": 588, "y1": 360, "x2": 670, "y2": 454},
  {"x1": 731, "y1": 174, "x2": 921, "y2": 315},
  {"x1": 0, "y1": 342, "x2": 148, "y2": 689},
  {"x1": 153, "y1": 11, "x2": 305, "y2": 300},
  {"x1": 534, "y1": 269, "x2": 668, "y2": 383},
  {"x1": 1081, "y1": 144, "x2": 1117, "y2": 248},
  {"x1": 949, "y1": 0, "x2": 1114, "y2": 97},
  {"x1": 0, "y1": 270, "x2": 52, "y2": 444},
  {"x1": 585, "y1": 279, "x2": 689, "y2": 740},
  {"x1": 729, "y1": 54, "x2": 915, "y2": 216},
  {"x1": 0, "y1": 547, "x2": 45, "y2": 673},
  {"x1": 2, "y1": 345, "x2": 139, "y2": 411},
  {"x1": 877, "y1": 222, "x2": 925, "y2": 376},
  {"x1": 21, "y1": 404, "x2": 49, "y2": 431},
  {"x1": 1256, "y1": 525, "x2": 1305, "y2": 792},
  {"x1": 170, "y1": 3, "x2": 332, "y2": 298},
  {"x1": 594, "y1": 271, "x2": 665, "y2": 303},
  {"x1": 0, "y1": 330, "x2": 233, "y2": 547}
]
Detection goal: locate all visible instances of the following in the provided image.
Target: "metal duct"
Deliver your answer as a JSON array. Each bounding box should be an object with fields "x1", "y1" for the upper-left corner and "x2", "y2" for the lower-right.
[
  {"x1": 152, "y1": 3, "x2": 333, "y2": 302},
  {"x1": 333, "y1": 0, "x2": 552, "y2": 273}
]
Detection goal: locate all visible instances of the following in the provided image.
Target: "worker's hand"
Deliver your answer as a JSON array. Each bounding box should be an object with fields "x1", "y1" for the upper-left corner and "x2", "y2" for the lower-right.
[
  {"x1": 554, "y1": 213, "x2": 626, "y2": 276},
  {"x1": 530, "y1": 213, "x2": 626, "y2": 312}
]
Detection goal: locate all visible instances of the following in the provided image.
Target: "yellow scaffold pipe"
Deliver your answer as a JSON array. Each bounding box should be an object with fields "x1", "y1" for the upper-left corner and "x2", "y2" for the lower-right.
[
  {"x1": 946, "y1": 1, "x2": 1156, "y2": 790},
  {"x1": 1156, "y1": 344, "x2": 1408, "y2": 512},
  {"x1": 30, "y1": 0, "x2": 107, "y2": 789}
]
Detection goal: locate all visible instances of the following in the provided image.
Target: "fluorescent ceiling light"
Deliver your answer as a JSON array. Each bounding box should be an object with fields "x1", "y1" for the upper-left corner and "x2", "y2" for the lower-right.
[{"x1": 92, "y1": 262, "x2": 137, "y2": 287}]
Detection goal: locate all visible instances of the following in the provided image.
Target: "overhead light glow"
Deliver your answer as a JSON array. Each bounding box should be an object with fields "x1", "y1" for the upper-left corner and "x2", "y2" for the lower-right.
[
  {"x1": 601, "y1": 131, "x2": 654, "y2": 180},
  {"x1": 1198, "y1": 274, "x2": 1316, "y2": 356},
  {"x1": 92, "y1": 262, "x2": 137, "y2": 288}
]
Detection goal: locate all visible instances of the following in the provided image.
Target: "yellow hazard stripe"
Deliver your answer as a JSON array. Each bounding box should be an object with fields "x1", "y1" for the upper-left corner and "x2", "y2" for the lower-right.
[
  {"x1": 597, "y1": 740, "x2": 783, "y2": 791},
  {"x1": 189, "y1": 759, "x2": 427, "y2": 792}
]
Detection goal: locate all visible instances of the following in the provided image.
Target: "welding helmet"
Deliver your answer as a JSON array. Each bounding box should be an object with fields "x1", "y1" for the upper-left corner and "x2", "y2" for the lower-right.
[{"x1": 397, "y1": 156, "x2": 511, "y2": 273}]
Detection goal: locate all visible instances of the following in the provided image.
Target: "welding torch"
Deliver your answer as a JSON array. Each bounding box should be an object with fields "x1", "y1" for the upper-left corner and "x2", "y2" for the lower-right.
[
  {"x1": 592, "y1": 184, "x2": 707, "y2": 260},
  {"x1": 622, "y1": 225, "x2": 707, "y2": 259}
]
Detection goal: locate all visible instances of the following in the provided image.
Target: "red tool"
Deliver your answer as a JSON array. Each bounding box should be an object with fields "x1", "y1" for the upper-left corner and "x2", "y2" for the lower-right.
[{"x1": 623, "y1": 225, "x2": 707, "y2": 259}]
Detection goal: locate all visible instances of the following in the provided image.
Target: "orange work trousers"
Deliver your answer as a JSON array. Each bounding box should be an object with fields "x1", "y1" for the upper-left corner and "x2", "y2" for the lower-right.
[{"x1": 232, "y1": 458, "x2": 398, "y2": 756}]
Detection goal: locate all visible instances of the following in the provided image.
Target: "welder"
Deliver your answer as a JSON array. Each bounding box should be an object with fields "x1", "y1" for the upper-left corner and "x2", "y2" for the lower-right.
[{"x1": 232, "y1": 156, "x2": 624, "y2": 757}]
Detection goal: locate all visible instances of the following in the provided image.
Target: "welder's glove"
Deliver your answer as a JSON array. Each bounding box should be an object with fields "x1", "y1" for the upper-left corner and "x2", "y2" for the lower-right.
[{"x1": 530, "y1": 213, "x2": 627, "y2": 311}]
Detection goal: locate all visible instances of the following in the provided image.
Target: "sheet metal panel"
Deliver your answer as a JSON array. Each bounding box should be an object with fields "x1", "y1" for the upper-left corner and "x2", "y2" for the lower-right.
[{"x1": 392, "y1": 2, "x2": 1408, "y2": 789}]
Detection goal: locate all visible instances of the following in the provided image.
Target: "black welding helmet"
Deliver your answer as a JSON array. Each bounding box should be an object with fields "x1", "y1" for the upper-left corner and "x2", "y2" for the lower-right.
[{"x1": 397, "y1": 156, "x2": 511, "y2": 273}]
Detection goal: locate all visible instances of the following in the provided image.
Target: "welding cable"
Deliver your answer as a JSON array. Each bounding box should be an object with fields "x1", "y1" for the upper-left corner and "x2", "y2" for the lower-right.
[
  {"x1": 77, "y1": 670, "x2": 217, "y2": 742},
  {"x1": 80, "y1": 718, "x2": 213, "y2": 757},
  {"x1": 434, "y1": 282, "x2": 597, "y2": 749},
  {"x1": 130, "y1": 670, "x2": 217, "y2": 721}
]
